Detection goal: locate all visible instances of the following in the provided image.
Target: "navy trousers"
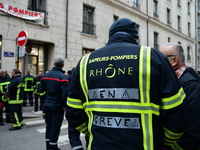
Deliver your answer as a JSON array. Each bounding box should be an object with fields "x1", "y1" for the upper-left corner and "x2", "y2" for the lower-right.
[
  {"x1": 45, "y1": 105, "x2": 64, "y2": 150},
  {"x1": 68, "y1": 125, "x2": 84, "y2": 150},
  {"x1": 10, "y1": 104, "x2": 23, "y2": 127},
  {"x1": 23, "y1": 91, "x2": 33, "y2": 106}
]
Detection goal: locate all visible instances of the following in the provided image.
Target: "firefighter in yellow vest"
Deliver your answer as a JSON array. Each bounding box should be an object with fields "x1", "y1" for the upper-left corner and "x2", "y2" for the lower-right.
[
  {"x1": 34, "y1": 71, "x2": 44, "y2": 112},
  {"x1": 23, "y1": 70, "x2": 34, "y2": 107},
  {"x1": 0, "y1": 69, "x2": 11, "y2": 125},
  {"x1": 8, "y1": 69, "x2": 24, "y2": 131},
  {"x1": 66, "y1": 18, "x2": 187, "y2": 150}
]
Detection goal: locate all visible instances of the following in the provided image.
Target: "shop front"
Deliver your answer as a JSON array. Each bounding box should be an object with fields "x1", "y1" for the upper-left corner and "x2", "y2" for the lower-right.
[{"x1": 17, "y1": 40, "x2": 53, "y2": 77}]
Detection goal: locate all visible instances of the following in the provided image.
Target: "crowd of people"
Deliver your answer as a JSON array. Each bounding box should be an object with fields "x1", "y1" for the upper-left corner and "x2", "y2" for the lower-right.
[{"x1": 1, "y1": 18, "x2": 200, "y2": 150}]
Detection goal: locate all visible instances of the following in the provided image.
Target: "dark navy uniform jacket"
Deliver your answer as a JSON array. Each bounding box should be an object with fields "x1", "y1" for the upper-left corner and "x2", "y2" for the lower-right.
[
  {"x1": 0, "y1": 75, "x2": 11, "y2": 101},
  {"x1": 8, "y1": 75, "x2": 24, "y2": 104},
  {"x1": 66, "y1": 34, "x2": 187, "y2": 150},
  {"x1": 173, "y1": 71, "x2": 200, "y2": 149},
  {"x1": 39, "y1": 67, "x2": 69, "y2": 107}
]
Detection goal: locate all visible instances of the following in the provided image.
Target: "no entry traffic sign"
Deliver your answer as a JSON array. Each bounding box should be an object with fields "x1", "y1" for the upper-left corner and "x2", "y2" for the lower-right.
[{"x1": 17, "y1": 30, "x2": 28, "y2": 47}]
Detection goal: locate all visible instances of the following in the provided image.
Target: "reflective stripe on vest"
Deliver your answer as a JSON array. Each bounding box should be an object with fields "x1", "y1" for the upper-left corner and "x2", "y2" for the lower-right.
[
  {"x1": 161, "y1": 88, "x2": 185, "y2": 110},
  {"x1": 67, "y1": 97, "x2": 84, "y2": 109},
  {"x1": 0, "y1": 81, "x2": 10, "y2": 102},
  {"x1": 39, "y1": 91, "x2": 46, "y2": 96},
  {"x1": 24, "y1": 77, "x2": 34, "y2": 91},
  {"x1": 139, "y1": 46, "x2": 153, "y2": 150},
  {"x1": 76, "y1": 121, "x2": 89, "y2": 135},
  {"x1": 8, "y1": 83, "x2": 23, "y2": 104},
  {"x1": 79, "y1": 53, "x2": 93, "y2": 149},
  {"x1": 163, "y1": 126, "x2": 184, "y2": 146},
  {"x1": 8, "y1": 100, "x2": 23, "y2": 104},
  {"x1": 34, "y1": 81, "x2": 40, "y2": 94},
  {"x1": 171, "y1": 141, "x2": 184, "y2": 150},
  {"x1": 13, "y1": 112, "x2": 21, "y2": 127}
]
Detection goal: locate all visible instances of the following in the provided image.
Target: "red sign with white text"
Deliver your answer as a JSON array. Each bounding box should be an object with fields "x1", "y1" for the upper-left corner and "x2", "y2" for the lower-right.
[{"x1": 17, "y1": 31, "x2": 28, "y2": 47}]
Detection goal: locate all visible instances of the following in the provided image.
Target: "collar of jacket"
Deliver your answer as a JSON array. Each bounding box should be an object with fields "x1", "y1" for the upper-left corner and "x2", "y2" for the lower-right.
[
  {"x1": 107, "y1": 33, "x2": 138, "y2": 45},
  {"x1": 14, "y1": 74, "x2": 21, "y2": 78},
  {"x1": 52, "y1": 67, "x2": 65, "y2": 73}
]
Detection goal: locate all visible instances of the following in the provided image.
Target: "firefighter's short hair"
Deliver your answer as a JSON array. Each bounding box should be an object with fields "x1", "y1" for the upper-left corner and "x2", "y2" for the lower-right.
[{"x1": 54, "y1": 57, "x2": 64, "y2": 67}]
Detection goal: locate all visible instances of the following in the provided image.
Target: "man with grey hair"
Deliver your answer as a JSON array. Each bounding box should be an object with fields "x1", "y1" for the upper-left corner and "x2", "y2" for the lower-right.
[
  {"x1": 39, "y1": 57, "x2": 69, "y2": 150},
  {"x1": 161, "y1": 43, "x2": 200, "y2": 149}
]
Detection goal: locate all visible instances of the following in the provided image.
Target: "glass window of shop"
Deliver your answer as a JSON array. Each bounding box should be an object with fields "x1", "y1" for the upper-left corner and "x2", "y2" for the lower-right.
[{"x1": 18, "y1": 44, "x2": 44, "y2": 77}]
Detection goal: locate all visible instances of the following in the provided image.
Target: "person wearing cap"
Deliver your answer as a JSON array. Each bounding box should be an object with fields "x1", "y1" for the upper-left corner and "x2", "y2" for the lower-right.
[
  {"x1": 66, "y1": 18, "x2": 187, "y2": 149},
  {"x1": 39, "y1": 57, "x2": 69, "y2": 150},
  {"x1": 7, "y1": 69, "x2": 24, "y2": 131}
]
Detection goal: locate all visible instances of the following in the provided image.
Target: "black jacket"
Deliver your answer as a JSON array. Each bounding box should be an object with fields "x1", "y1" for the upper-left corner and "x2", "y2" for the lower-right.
[
  {"x1": 0, "y1": 75, "x2": 11, "y2": 101},
  {"x1": 66, "y1": 34, "x2": 187, "y2": 150},
  {"x1": 8, "y1": 75, "x2": 24, "y2": 104},
  {"x1": 23, "y1": 74, "x2": 34, "y2": 91},
  {"x1": 34, "y1": 76, "x2": 42, "y2": 94},
  {"x1": 39, "y1": 67, "x2": 69, "y2": 107},
  {"x1": 173, "y1": 71, "x2": 200, "y2": 149}
]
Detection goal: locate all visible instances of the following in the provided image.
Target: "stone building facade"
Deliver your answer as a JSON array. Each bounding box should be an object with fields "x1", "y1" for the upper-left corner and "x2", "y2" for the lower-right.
[{"x1": 0, "y1": 0, "x2": 198, "y2": 76}]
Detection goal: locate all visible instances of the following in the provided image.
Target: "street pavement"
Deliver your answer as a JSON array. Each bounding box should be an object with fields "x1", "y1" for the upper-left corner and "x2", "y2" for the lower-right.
[
  {"x1": 23, "y1": 106, "x2": 43, "y2": 118},
  {"x1": 1, "y1": 105, "x2": 87, "y2": 150}
]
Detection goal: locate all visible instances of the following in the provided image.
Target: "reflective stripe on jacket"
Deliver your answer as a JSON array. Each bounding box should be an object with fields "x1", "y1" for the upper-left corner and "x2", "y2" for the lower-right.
[
  {"x1": 23, "y1": 74, "x2": 34, "y2": 91},
  {"x1": 0, "y1": 81, "x2": 10, "y2": 102}
]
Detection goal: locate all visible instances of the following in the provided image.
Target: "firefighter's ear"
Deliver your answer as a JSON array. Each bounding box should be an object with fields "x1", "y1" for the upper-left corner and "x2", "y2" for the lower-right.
[{"x1": 171, "y1": 56, "x2": 179, "y2": 68}]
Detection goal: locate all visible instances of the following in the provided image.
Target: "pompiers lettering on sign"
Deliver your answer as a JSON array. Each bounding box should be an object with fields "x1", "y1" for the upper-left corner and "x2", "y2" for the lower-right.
[{"x1": 93, "y1": 115, "x2": 140, "y2": 129}]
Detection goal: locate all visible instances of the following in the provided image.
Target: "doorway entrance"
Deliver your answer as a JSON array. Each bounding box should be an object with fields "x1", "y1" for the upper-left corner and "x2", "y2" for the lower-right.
[{"x1": 17, "y1": 40, "x2": 50, "y2": 77}]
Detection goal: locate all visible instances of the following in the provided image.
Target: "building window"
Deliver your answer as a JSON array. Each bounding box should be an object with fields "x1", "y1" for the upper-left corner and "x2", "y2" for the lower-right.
[
  {"x1": 188, "y1": 22, "x2": 191, "y2": 36},
  {"x1": 198, "y1": 28, "x2": 200, "y2": 40},
  {"x1": 83, "y1": 5, "x2": 95, "y2": 35},
  {"x1": 198, "y1": 42, "x2": 200, "y2": 53},
  {"x1": 136, "y1": 24, "x2": 140, "y2": 44},
  {"x1": 167, "y1": 8, "x2": 171, "y2": 25},
  {"x1": 198, "y1": 13, "x2": 200, "y2": 27},
  {"x1": 168, "y1": 37, "x2": 171, "y2": 42},
  {"x1": 28, "y1": 0, "x2": 47, "y2": 25},
  {"x1": 178, "y1": 16, "x2": 181, "y2": 31},
  {"x1": 198, "y1": 1, "x2": 200, "y2": 11},
  {"x1": 82, "y1": 48, "x2": 94, "y2": 56},
  {"x1": 132, "y1": 0, "x2": 140, "y2": 9},
  {"x1": 198, "y1": 56, "x2": 200, "y2": 68},
  {"x1": 188, "y1": 2, "x2": 191, "y2": 15},
  {"x1": 177, "y1": 0, "x2": 181, "y2": 8},
  {"x1": 187, "y1": 46, "x2": 191, "y2": 61},
  {"x1": 154, "y1": 32, "x2": 159, "y2": 49},
  {"x1": 113, "y1": 15, "x2": 119, "y2": 22},
  {"x1": 153, "y1": 0, "x2": 159, "y2": 19}
]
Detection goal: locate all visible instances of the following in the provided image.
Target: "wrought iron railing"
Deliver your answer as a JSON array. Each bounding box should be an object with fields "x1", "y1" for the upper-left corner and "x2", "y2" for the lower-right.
[
  {"x1": 167, "y1": 20, "x2": 171, "y2": 26},
  {"x1": 154, "y1": 44, "x2": 159, "y2": 49},
  {"x1": 82, "y1": 22, "x2": 96, "y2": 35},
  {"x1": 28, "y1": 7, "x2": 48, "y2": 25},
  {"x1": 154, "y1": 12, "x2": 159, "y2": 19},
  {"x1": 132, "y1": 2, "x2": 140, "y2": 9}
]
